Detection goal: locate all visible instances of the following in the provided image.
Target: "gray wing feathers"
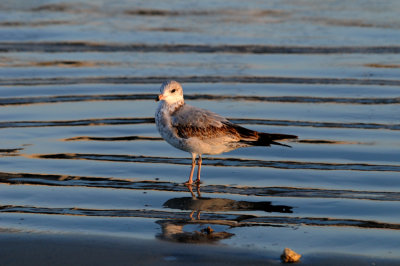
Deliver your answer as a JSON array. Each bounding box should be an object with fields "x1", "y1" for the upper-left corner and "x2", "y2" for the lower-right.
[
  {"x1": 172, "y1": 105, "x2": 226, "y2": 128},
  {"x1": 171, "y1": 105, "x2": 238, "y2": 140}
]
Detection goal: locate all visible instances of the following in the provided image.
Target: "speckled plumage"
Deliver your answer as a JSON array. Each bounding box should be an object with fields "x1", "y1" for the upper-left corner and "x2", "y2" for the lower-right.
[{"x1": 155, "y1": 80, "x2": 297, "y2": 184}]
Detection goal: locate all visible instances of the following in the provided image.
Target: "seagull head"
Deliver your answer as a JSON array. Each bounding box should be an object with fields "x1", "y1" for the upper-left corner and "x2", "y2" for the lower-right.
[{"x1": 156, "y1": 80, "x2": 184, "y2": 105}]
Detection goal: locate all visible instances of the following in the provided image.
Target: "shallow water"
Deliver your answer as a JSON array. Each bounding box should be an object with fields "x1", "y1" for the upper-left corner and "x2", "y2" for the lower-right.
[{"x1": 1, "y1": 0, "x2": 400, "y2": 262}]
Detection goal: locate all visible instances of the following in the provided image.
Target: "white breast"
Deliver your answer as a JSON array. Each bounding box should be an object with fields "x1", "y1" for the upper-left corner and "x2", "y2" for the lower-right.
[{"x1": 155, "y1": 102, "x2": 189, "y2": 152}]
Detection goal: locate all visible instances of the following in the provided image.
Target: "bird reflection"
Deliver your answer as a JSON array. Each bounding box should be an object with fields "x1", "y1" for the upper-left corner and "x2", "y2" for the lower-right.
[
  {"x1": 156, "y1": 184, "x2": 293, "y2": 244},
  {"x1": 168, "y1": 184, "x2": 293, "y2": 219},
  {"x1": 156, "y1": 220, "x2": 234, "y2": 244},
  {"x1": 186, "y1": 183, "x2": 202, "y2": 199}
]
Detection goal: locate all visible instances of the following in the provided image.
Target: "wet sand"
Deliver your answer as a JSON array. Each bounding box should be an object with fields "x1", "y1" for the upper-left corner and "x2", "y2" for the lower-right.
[{"x1": 1, "y1": 232, "x2": 398, "y2": 266}]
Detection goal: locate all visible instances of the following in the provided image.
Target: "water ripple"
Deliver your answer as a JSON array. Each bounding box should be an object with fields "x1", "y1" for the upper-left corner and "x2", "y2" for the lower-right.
[
  {"x1": 27, "y1": 153, "x2": 400, "y2": 172},
  {"x1": 1, "y1": 205, "x2": 399, "y2": 230},
  {"x1": 1, "y1": 117, "x2": 398, "y2": 131},
  {"x1": 1, "y1": 171, "x2": 399, "y2": 201},
  {"x1": 1, "y1": 42, "x2": 400, "y2": 54},
  {"x1": 1, "y1": 94, "x2": 399, "y2": 106},
  {"x1": 1, "y1": 76, "x2": 400, "y2": 86}
]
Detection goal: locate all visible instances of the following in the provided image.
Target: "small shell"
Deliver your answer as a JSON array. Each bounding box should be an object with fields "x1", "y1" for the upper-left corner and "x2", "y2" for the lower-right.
[{"x1": 280, "y1": 248, "x2": 301, "y2": 263}]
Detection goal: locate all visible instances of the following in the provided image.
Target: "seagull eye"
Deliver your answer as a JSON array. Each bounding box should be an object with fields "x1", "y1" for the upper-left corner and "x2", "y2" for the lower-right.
[{"x1": 171, "y1": 89, "x2": 176, "y2": 93}]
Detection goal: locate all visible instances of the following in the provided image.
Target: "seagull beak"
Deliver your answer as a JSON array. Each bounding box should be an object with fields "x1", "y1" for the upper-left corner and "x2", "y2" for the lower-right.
[{"x1": 156, "y1": 94, "x2": 164, "y2": 102}]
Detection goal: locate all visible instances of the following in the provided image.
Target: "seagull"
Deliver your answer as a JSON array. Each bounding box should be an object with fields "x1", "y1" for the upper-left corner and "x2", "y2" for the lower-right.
[{"x1": 155, "y1": 80, "x2": 297, "y2": 185}]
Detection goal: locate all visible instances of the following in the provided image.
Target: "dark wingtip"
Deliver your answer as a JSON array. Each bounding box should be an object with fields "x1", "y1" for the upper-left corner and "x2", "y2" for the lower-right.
[
  {"x1": 271, "y1": 134, "x2": 298, "y2": 140},
  {"x1": 258, "y1": 133, "x2": 297, "y2": 148}
]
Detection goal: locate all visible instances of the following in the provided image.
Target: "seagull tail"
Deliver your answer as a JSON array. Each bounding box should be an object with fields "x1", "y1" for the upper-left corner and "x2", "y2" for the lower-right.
[
  {"x1": 225, "y1": 122, "x2": 297, "y2": 148},
  {"x1": 257, "y1": 133, "x2": 298, "y2": 148}
]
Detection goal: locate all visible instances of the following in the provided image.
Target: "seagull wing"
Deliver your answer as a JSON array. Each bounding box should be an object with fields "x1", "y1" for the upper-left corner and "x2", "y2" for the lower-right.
[
  {"x1": 171, "y1": 104, "x2": 297, "y2": 147},
  {"x1": 171, "y1": 104, "x2": 242, "y2": 141}
]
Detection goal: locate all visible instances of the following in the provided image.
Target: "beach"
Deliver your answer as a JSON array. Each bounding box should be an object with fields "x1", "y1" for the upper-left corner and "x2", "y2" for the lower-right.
[
  {"x1": 2, "y1": 232, "x2": 399, "y2": 265},
  {"x1": 0, "y1": 0, "x2": 400, "y2": 264}
]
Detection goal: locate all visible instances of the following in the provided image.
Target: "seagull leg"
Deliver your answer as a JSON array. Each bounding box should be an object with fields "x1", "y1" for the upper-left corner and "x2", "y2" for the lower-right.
[
  {"x1": 195, "y1": 155, "x2": 202, "y2": 184},
  {"x1": 185, "y1": 153, "x2": 196, "y2": 185}
]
